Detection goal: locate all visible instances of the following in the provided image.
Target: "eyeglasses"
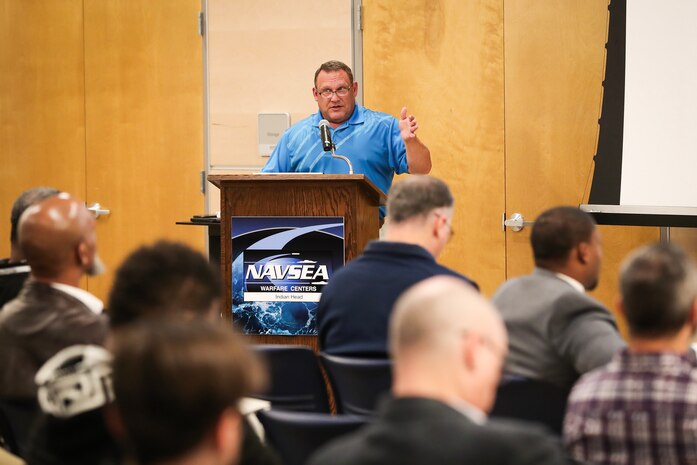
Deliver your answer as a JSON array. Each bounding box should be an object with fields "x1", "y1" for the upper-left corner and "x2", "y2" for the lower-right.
[
  {"x1": 432, "y1": 210, "x2": 455, "y2": 238},
  {"x1": 318, "y1": 86, "x2": 352, "y2": 99}
]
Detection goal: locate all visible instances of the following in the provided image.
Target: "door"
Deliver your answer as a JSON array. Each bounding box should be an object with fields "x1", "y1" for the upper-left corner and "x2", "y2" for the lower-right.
[
  {"x1": 0, "y1": 0, "x2": 205, "y2": 302},
  {"x1": 0, "y1": 0, "x2": 87, "y2": 258},
  {"x1": 503, "y1": 0, "x2": 657, "y2": 333},
  {"x1": 83, "y1": 0, "x2": 206, "y2": 300}
]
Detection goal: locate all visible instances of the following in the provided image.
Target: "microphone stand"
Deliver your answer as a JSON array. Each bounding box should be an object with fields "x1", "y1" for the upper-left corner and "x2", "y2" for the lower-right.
[{"x1": 329, "y1": 144, "x2": 354, "y2": 174}]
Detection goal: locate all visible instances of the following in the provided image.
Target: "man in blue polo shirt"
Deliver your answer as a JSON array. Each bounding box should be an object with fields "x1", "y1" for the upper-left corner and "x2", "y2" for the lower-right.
[{"x1": 261, "y1": 60, "x2": 431, "y2": 219}]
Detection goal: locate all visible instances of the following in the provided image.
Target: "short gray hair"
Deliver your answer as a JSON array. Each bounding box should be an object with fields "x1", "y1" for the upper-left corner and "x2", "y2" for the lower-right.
[
  {"x1": 386, "y1": 175, "x2": 454, "y2": 224},
  {"x1": 621, "y1": 243, "x2": 697, "y2": 338}
]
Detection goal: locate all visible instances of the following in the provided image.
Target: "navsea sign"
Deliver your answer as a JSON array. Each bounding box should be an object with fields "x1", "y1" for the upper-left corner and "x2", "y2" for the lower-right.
[{"x1": 231, "y1": 217, "x2": 344, "y2": 335}]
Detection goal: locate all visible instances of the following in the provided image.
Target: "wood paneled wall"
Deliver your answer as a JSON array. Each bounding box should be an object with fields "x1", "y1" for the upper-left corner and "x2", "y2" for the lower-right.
[
  {"x1": 363, "y1": 0, "x2": 661, "y2": 324},
  {"x1": 0, "y1": 0, "x2": 86, "y2": 258},
  {"x1": 1, "y1": 0, "x2": 205, "y2": 302},
  {"x1": 364, "y1": 0, "x2": 506, "y2": 295}
]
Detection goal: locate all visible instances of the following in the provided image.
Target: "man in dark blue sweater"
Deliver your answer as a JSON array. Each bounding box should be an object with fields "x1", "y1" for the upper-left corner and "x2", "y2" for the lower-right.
[{"x1": 317, "y1": 175, "x2": 478, "y2": 358}]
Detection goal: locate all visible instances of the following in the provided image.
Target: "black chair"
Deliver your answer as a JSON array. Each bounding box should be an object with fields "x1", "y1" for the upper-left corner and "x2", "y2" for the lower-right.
[
  {"x1": 256, "y1": 409, "x2": 368, "y2": 465},
  {"x1": 489, "y1": 377, "x2": 570, "y2": 435},
  {"x1": 0, "y1": 399, "x2": 39, "y2": 457},
  {"x1": 319, "y1": 353, "x2": 392, "y2": 416},
  {"x1": 0, "y1": 261, "x2": 30, "y2": 310},
  {"x1": 0, "y1": 403, "x2": 19, "y2": 455},
  {"x1": 251, "y1": 345, "x2": 330, "y2": 413}
]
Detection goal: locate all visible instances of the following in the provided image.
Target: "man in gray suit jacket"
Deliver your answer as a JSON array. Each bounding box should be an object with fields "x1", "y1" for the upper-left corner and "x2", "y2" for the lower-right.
[
  {"x1": 492, "y1": 206, "x2": 625, "y2": 390},
  {"x1": 308, "y1": 276, "x2": 567, "y2": 465}
]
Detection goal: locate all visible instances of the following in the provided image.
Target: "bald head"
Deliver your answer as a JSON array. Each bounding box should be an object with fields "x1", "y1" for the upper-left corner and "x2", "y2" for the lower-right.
[
  {"x1": 390, "y1": 276, "x2": 507, "y2": 411},
  {"x1": 18, "y1": 194, "x2": 99, "y2": 283}
]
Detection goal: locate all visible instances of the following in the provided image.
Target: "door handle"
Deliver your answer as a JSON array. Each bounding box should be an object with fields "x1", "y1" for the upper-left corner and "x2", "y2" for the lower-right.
[
  {"x1": 502, "y1": 212, "x2": 535, "y2": 232},
  {"x1": 87, "y1": 202, "x2": 110, "y2": 219}
]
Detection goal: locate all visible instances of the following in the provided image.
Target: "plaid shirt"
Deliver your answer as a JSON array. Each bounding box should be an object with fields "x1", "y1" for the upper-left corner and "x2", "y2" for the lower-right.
[{"x1": 564, "y1": 349, "x2": 697, "y2": 465}]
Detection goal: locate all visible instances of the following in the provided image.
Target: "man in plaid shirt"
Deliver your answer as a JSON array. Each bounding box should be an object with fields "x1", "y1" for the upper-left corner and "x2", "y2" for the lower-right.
[{"x1": 564, "y1": 243, "x2": 697, "y2": 465}]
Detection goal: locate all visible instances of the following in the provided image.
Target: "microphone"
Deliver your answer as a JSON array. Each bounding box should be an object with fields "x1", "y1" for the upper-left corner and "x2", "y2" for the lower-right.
[
  {"x1": 318, "y1": 119, "x2": 333, "y2": 152},
  {"x1": 318, "y1": 119, "x2": 354, "y2": 174}
]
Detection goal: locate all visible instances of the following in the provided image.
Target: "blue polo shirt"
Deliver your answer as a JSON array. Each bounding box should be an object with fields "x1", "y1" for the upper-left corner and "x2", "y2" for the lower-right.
[{"x1": 261, "y1": 105, "x2": 409, "y2": 218}]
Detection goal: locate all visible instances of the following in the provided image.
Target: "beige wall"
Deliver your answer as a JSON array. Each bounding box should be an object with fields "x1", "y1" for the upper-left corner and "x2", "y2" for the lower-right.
[{"x1": 205, "y1": 0, "x2": 354, "y2": 213}]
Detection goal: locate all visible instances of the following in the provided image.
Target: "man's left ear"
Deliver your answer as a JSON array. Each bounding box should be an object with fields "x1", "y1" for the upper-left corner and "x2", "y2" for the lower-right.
[
  {"x1": 462, "y1": 334, "x2": 478, "y2": 372},
  {"x1": 577, "y1": 242, "x2": 590, "y2": 265},
  {"x1": 432, "y1": 214, "x2": 446, "y2": 240},
  {"x1": 77, "y1": 241, "x2": 90, "y2": 268}
]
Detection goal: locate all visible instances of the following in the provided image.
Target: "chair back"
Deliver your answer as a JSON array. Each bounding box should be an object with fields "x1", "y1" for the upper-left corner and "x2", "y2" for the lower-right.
[
  {"x1": 0, "y1": 403, "x2": 19, "y2": 455},
  {"x1": 0, "y1": 262, "x2": 30, "y2": 310},
  {"x1": 489, "y1": 377, "x2": 569, "y2": 435},
  {"x1": 320, "y1": 353, "x2": 392, "y2": 416},
  {"x1": 256, "y1": 409, "x2": 367, "y2": 465},
  {"x1": 252, "y1": 345, "x2": 330, "y2": 413},
  {"x1": 0, "y1": 399, "x2": 39, "y2": 457}
]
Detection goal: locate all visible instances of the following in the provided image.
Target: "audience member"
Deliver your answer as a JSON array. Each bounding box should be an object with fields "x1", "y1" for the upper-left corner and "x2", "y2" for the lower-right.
[
  {"x1": 317, "y1": 175, "x2": 478, "y2": 357},
  {"x1": 0, "y1": 193, "x2": 107, "y2": 400},
  {"x1": 107, "y1": 240, "x2": 221, "y2": 328},
  {"x1": 106, "y1": 240, "x2": 280, "y2": 465},
  {"x1": 309, "y1": 276, "x2": 566, "y2": 465},
  {"x1": 564, "y1": 243, "x2": 697, "y2": 465},
  {"x1": 26, "y1": 345, "x2": 120, "y2": 465},
  {"x1": 492, "y1": 206, "x2": 625, "y2": 390},
  {"x1": 111, "y1": 319, "x2": 262, "y2": 465},
  {"x1": 1, "y1": 187, "x2": 60, "y2": 309}
]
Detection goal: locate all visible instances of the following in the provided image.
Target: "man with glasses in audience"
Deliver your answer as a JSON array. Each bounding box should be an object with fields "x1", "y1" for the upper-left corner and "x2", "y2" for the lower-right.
[
  {"x1": 261, "y1": 60, "x2": 431, "y2": 220},
  {"x1": 309, "y1": 276, "x2": 565, "y2": 465},
  {"x1": 317, "y1": 175, "x2": 477, "y2": 358}
]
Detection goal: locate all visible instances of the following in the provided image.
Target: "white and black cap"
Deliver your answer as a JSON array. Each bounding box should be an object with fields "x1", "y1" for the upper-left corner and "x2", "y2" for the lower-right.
[{"x1": 35, "y1": 345, "x2": 114, "y2": 418}]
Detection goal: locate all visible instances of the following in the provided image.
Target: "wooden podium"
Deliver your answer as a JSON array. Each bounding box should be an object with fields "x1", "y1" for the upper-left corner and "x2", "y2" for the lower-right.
[{"x1": 208, "y1": 173, "x2": 386, "y2": 349}]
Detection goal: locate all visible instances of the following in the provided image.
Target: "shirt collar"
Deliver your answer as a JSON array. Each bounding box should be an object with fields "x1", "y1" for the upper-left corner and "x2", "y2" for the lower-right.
[
  {"x1": 449, "y1": 399, "x2": 487, "y2": 425},
  {"x1": 553, "y1": 272, "x2": 585, "y2": 293},
  {"x1": 366, "y1": 240, "x2": 434, "y2": 259},
  {"x1": 50, "y1": 282, "x2": 104, "y2": 314}
]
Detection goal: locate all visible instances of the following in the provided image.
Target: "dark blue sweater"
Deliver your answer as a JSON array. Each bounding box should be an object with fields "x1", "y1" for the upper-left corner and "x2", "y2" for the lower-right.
[{"x1": 317, "y1": 241, "x2": 478, "y2": 357}]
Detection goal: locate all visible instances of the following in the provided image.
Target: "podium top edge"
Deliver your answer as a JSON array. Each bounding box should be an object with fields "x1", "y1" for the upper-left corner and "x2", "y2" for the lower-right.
[{"x1": 207, "y1": 173, "x2": 387, "y2": 203}]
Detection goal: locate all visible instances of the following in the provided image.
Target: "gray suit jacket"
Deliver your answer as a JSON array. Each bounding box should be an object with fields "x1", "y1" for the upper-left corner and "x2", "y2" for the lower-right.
[
  {"x1": 308, "y1": 397, "x2": 567, "y2": 465},
  {"x1": 492, "y1": 268, "x2": 625, "y2": 390}
]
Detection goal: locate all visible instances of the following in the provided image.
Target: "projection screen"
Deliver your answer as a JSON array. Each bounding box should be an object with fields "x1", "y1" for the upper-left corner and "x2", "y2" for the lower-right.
[{"x1": 583, "y1": 0, "x2": 697, "y2": 226}]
